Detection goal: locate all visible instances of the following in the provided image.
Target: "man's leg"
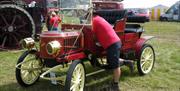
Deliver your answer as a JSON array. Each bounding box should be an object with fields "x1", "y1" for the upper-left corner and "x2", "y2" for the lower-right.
[
  {"x1": 106, "y1": 42, "x2": 121, "y2": 91},
  {"x1": 113, "y1": 67, "x2": 121, "y2": 83},
  {"x1": 119, "y1": 58, "x2": 134, "y2": 73},
  {"x1": 107, "y1": 44, "x2": 121, "y2": 83}
]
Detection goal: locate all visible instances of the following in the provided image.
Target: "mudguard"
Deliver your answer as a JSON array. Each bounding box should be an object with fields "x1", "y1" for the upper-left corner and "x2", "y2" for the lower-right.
[
  {"x1": 135, "y1": 36, "x2": 155, "y2": 58},
  {"x1": 65, "y1": 52, "x2": 87, "y2": 61}
]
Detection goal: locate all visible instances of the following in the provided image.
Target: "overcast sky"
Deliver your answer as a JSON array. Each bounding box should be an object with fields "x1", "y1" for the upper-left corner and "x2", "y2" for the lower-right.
[{"x1": 122, "y1": 0, "x2": 180, "y2": 8}]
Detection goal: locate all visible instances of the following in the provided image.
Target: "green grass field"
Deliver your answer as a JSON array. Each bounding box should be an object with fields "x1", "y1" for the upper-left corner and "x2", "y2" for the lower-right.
[{"x1": 0, "y1": 21, "x2": 180, "y2": 91}]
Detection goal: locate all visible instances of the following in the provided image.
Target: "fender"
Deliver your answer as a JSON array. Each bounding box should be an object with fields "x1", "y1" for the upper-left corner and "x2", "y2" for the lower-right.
[{"x1": 135, "y1": 36, "x2": 155, "y2": 58}]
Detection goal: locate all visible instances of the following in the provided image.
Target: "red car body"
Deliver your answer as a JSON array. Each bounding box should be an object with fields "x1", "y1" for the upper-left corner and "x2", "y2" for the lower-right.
[
  {"x1": 35, "y1": 1, "x2": 154, "y2": 65},
  {"x1": 15, "y1": 1, "x2": 155, "y2": 90}
]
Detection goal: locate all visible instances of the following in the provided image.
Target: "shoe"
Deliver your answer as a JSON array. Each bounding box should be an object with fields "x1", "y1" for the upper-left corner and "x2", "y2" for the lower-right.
[
  {"x1": 124, "y1": 60, "x2": 134, "y2": 73},
  {"x1": 110, "y1": 82, "x2": 121, "y2": 91}
]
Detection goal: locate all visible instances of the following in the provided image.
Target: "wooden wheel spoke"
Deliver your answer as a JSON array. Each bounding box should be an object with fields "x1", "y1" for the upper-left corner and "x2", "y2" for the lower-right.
[
  {"x1": 142, "y1": 58, "x2": 149, "y2": 69},
  {"x1": 70, "y1": 84, "x2": 76, "y2": 90},
  {"x1": 71, "y1": 79, "x2": 76, "y2": 84},
  {"x1": 74, "y1": 69, "x2": 78, "y2": 78},
  {"x1": 77, "y1": 68, "x2": 81, "y2": 79},
  {"x1": 32, "y1": 71, "x2": 39, "y2": 78},
  {"x1": 30, "y1": 72, "x2": 36, "y2": 79},
  {"x1": 142, "y1": 63, "x2": 148, "y2": 71},
  {"x1": 10, "y1": 33, "x2": 20, "y2": 46},
  {"x1": 11, "y1": 15, "x2": 18, "y2": 25},
  {"x1": 0, "y1": 14, "x2": 9, "y2": 26},
  {"x1": 141, "y1": 54, "x2": 146, "y2": 59},
  {"x1": 141, "y1": 61, "x2": 146, "y2": 68},
  {"x1": 21, "y1": 70, "x2": 26, "y2": 74},
  {"x1": 146, "y1": 62, "x2": 151, "y2": 70},
  {"x1": 23, "y1": 71, "x2": 29, "y2": 78},
  {"x1": 147, "y1": 58, "x2": 153, "y2": 61},
  {"x1": 1, "y1": 36, "x2": 7, "y2": 47},
  {"x1": 146, "y1": 54, "x2": 152, "y2": 59},
  {"x1": 28, "y1": 61, "x2": 33, "y2": 68},
  {"x1": 27, "y1": 73, "x2": 33, "y2": 81},
  {"x1": 146, "y1": 61, "x2": 151, "y2": 68}
]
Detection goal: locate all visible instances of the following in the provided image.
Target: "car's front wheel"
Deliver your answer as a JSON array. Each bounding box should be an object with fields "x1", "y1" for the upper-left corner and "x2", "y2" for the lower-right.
[
  {"x1": 64, "y1": 60, "x2": 85, "y2": 91},
  {"x1": 15, "y1": 50, "x2": 43, "y2": 87}
]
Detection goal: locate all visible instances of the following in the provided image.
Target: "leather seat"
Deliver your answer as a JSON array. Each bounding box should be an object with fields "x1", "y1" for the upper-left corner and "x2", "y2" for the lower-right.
[{"x1": 125, "y1": 24, "x2": 144, "y2": 33}]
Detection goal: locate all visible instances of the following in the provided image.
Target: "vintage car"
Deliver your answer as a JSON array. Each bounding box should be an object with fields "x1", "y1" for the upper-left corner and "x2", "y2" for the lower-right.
[{"x1": 15, "y1": 0, "x2": 155, "y2": 91}]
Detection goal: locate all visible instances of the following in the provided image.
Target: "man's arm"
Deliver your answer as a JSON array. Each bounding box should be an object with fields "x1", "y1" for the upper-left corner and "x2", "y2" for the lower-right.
[
  {"x1": 92, "y1": 33, "x2": 101, "y2": 47},
  {"x1": 58, "y1": 16, "x2": 61, "y2": 23}
]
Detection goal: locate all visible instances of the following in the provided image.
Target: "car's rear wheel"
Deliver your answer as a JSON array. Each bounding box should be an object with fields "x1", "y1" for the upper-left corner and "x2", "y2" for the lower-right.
[{"x1": 137, "y1": 44, "x2": 155, "y2": 75}]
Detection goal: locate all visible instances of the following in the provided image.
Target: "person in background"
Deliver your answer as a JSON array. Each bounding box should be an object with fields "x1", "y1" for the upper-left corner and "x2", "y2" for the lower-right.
[
  {"x1": 93, "y1": 14, "x2": 134, "y2": 91},
  {"x1": 49, "y1": 11, "x2": 61, "y2": 31},
  {"x1": 46, "y1": 11, "x2": 51, "y2": 30}
]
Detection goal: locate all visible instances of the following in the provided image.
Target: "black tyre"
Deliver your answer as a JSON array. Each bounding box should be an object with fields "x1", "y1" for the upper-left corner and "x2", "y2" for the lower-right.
[
  {"x1": 15, "y1": 50, "x2": 43, "y2": 87},
  {"x1": 160, "y1": 17, "x2": 168, "y2": 21},
  {"x1": 164, "y1": 17, "x2": 168, "y2": 21},
  {"x1": 64, "y1": 60, "x2": 85, "y2": 91},
  {"x1": 137, "y1": 44, "x2": 155, "y2": 75}
]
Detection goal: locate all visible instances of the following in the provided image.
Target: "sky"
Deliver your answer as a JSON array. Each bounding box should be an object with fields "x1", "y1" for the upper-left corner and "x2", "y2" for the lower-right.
[{"x1": 122, "y1": 0, "x2": 180, "y2": 8}]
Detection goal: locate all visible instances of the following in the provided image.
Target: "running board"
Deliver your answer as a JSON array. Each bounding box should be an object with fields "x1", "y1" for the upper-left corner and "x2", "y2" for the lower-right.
[{"x1": 86, "y1": 69, "x2": 105, "y2": 77}]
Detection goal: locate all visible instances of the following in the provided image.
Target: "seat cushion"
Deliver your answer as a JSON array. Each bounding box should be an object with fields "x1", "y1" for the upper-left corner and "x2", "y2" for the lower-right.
[{"x1": 125, "y1": 24, "x2": 144, "y2": 33}]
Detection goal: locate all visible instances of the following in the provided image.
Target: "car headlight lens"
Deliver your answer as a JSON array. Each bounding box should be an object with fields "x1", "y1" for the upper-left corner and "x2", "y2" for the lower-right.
[
  {"x1": 46, "y1": 41, "x2": 61, "y2": 55},
  {"x1": 21, "y1": 38, "x2": 35, "y2": 49}
]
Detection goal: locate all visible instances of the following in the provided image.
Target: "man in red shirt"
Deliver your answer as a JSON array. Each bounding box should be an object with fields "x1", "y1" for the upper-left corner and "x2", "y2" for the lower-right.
[
  {"x1": 93, "y1": 15, "x2": 134, "y2": 91},
  {"x1": 49, "y1": 12, "x2": 61, "y2": 31}
]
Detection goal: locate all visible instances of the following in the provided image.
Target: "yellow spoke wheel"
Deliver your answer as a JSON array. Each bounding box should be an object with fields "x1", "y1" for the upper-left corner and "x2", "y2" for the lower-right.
[
  {"x1": 137, "y1": 44, "x2": 155, "y2": 75},
  {"x1": 16, "y1": 50, "x2": 43, "y2": 87},
  {"x1": 65, "y1": 60, "x2": 85, "y2": 91}
]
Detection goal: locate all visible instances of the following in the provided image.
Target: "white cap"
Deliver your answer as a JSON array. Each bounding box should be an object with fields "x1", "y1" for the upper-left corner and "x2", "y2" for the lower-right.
[{"x1": 52, "y1": 12, "x2": 56, "y2": 16}]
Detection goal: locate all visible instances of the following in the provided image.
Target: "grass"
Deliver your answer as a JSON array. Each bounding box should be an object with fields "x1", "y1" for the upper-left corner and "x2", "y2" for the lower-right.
[{"x1": 0, "y1": 21, "x2": 180, "y2": 91}]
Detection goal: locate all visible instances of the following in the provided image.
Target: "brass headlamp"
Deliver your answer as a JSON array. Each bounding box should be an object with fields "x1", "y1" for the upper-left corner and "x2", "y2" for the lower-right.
[
  {"x1": 21, "y1": 38, "x2": 35, "y2": 49},
  {"x1": 46, "y1": 41, "x2": 61, "y2": 55}
]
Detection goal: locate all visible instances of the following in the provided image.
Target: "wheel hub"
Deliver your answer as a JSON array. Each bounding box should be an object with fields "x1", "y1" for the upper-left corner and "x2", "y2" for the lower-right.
[
  {"x1": 8, "y1": 26, "x2": 14, "y2": 32},
  {"x1": 75, "y1": 79, "x2": 81, "y2": 84}
]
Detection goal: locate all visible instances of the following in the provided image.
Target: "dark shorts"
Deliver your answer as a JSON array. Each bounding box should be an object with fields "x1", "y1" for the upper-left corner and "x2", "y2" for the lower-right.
[
  {"x1": 106, "y1": 41, "x2": 121, "y2": 69},
  {"x1": 52, "y1": 27, "x2": 58, "y2": 31},
  {"x1": 48, "y1": 27, "x2": 58, "y2": 31}
]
